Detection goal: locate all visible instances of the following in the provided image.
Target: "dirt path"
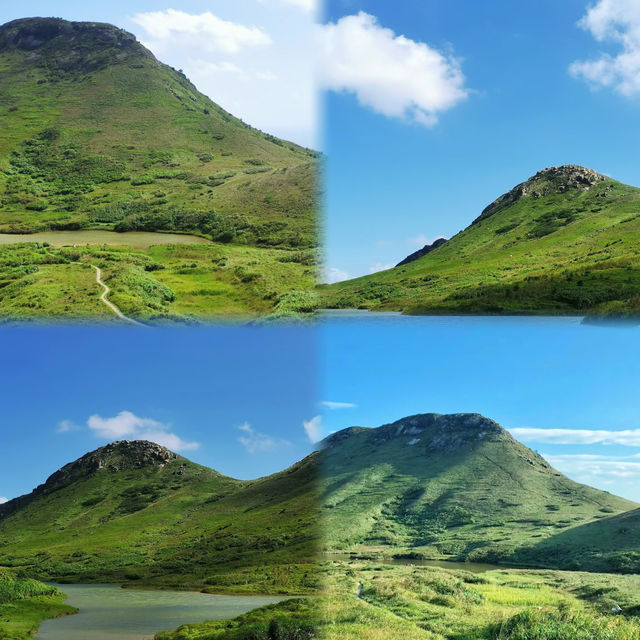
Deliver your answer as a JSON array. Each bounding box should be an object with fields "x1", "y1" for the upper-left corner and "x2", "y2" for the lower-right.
[{"x1": 91, "y1": 265, "x2": 146, "y2": 327}]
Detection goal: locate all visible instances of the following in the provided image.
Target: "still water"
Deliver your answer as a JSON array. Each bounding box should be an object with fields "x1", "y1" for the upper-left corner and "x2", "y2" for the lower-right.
[{"x1": 36, "y1": 584, "x2": 283, "y2": 640}]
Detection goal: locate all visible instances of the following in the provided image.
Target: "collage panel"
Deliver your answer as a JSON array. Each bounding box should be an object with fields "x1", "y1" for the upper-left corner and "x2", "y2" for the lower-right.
[{"x1": 0, "y1": 325, "x2": 320, "y2": 639}]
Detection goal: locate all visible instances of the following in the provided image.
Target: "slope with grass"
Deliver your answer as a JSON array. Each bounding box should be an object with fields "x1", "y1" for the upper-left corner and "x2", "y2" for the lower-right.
[
  {"x1": 320, "y1": 165, "x2": 640, "y2": 315},
  {"x1": 320, "y1": 413, "x2": 636, "y2": 569},
  {"x1": 0, "y1": 17, "x2": 318, "y2": 317},
  {"x1": 0, "y1": 441, "x2": 319, "y2": 595},
  {"x1": 317, "y1": 560, "x2": 640, "y2": 640},
  {"x1": 0, "y1": 568, "x2": 76, "y2": 639}
]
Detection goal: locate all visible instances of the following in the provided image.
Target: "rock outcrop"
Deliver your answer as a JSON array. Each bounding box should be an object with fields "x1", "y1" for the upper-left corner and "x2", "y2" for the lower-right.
[{"x1": 396, "y1": 237, "x2": 447, "y2": 267}]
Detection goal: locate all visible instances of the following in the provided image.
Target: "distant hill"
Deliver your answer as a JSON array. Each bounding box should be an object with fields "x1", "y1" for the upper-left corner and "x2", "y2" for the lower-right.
[
  {"x1": 0, "y1": 440, "x2": 318, "y2": 594},
  {"x1": 320, "y1": 413, "x2": 637, "y2": 569},
  {"x1": 320, "y1": 165, "x2": 640, "y2": 315},
  {"x1": 0, "y1": 17, "x2": 318, "y2": 319}
]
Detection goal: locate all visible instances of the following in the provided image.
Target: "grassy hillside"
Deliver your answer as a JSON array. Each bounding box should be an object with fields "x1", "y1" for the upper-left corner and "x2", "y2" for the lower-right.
[
  {"x1": 320, "y1": 165, "x2": 640, "y2": 315},
  {"x1": 319, "y1": 413, "x2": 636, "y2": 568},
  {"x1": 0, "y1": 441, "x2": 319, "y2": 595},
  {"x1": 0, "y1": 568, "x2": 76, "y2": 639},
  {"x1": 0, "y1": 17, "x2": 318, "y2": 318}
]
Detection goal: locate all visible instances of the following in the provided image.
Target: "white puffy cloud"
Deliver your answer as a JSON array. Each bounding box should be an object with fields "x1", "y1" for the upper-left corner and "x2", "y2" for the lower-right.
[
  {"x1": 325, "y1": 267, "x2": 351, "y2": 284},
  {"x1": 259, "y1": 0, "x2": 316, "y2": 13},
  {"x1": 86, "y1": 410, "x2": 199, "y2": 451},
  {"x1": 321, "y1": 401, "x2": 357, "y2": 410},
  {"x1": 570, "y1": 0, "x2": 640, "y2": 96},
  {"x1": 544, "y1": 453, "x2": 640, "y2": 487},
  {"x1": 131, "y1": 10, "x2": 271, "y2": 55},
  {"x1": 56, "y1": 419, "x2": 81, "y2": 433},
  {"x1": 318, "y1": 12, "x2": 469, "y2": 125},
  {"x1": 303, "y1": 415, "x2": 323, "y2": 442},
  {"x1": 237, "y1": 422, "x2": 290, "y2": 453},
  {"x1": 510, "y1": 427, "x2": 640, "y2": 446},
  {"x1": 0, "y1": 497, "x2": 7, "y2": 504}
]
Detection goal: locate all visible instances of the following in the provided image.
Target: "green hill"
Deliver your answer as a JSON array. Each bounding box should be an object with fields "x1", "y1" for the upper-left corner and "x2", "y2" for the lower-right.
[
  {"x1": 0, "y1": 440, "x2": 319, "y2": 594},
  {"x1": 0, "y1": 17, "x2": 318, "y2": 319},
  {"x1": 320, "y1": 165, "x2": 640, "y2": 315},
  {"x1": 320, "y1": 413, "x2": 636, "y2": 568}
]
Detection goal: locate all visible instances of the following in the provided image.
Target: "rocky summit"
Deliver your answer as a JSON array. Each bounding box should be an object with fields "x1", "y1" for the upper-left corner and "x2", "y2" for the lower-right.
[{"x1": 474, "y1": 164, "x2": 608, "y2": 223}]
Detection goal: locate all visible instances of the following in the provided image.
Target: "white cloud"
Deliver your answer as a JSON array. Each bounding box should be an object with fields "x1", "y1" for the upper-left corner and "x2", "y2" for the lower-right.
[
  {"x1": 510, "y1": 427, "x2": 640, "y2": 446},
  {"x1": 86, "y1": 410, "x2": 199, "y2": 451},
  {"x1": 318, "y1": 12, "x2": 469, "y2": 125},
  {"x1": 259, "y1": 0, "x2": 316, "y2": 13},
  {"x1": 131, "y1": 10, "x2": 271, "y2": 55},
  {"x1": 544, "y1": 453, "x2": 640, "y2": 487},
  {"x1": 570, "y1": 0, "x2": 640, "y2": 96},
  {"x1": 407, "y1": 234, "x2": 429, "y2": 247},
  {"x1": 0, "y1": 497, "x2": 7, "y2": 504},
  {"x1": 303, "y1": 415, "x2": 323, "y2": 442},
  {"x1": 369, "y1": 262, "x2": 394, "y2": 274},
  {"x1": 57, "y1": 419, "x2": 81, "y2": 433},
  {"x1": 325, "y1": 267, "x2": 351, "y2": 284},
  {"x1": 321, "y1": 401, "x2": 357, "y2": 410},
  {"x1": 237, "y1": 422, "x2": 290, "y2": 453}
]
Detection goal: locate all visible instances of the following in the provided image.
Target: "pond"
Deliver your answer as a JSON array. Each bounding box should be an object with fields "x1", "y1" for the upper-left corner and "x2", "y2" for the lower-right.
[
  {"x1": 0, "y1": 230, "x2": 211, "y2": 249},
  {"x1": 35, "y1": 584, "x2": 283, "y2": 640}
]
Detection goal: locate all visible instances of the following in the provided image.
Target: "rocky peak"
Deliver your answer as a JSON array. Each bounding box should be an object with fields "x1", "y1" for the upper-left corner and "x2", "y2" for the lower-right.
[
  {"x1": 396, "y1": 237, "x2": 447, "y2": 267},
  {"x1": 324, "y1": 413, "x2": 507, "y2": 453},
  {"x1": 0, "y1": 441, "x2": 179, "y2": 518},
  {"x1": 0, "y1": 17, "x2": 154, "y2": 74},
  {"x1": 473, "y1": 165, "x2": 608, "y2": 224}
]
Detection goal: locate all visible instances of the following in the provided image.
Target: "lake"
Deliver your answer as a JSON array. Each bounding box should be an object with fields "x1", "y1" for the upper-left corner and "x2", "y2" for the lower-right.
[
  {"x1": 35, "y1": 584, "x2": 283, "y2": 640},
  {"x1": 0, "y1": 230, "x2": 211, "y2": 249}
]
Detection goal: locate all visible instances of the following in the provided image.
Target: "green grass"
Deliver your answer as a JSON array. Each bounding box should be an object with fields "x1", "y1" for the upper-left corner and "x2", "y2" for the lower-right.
[
  {"x1": 319, "y1": 172, "x2": 640, "y2": 315},
  {"x1": 316, "y1": 561, "x2": 640, "y2": 640},
  {"x1": 0, "y1": 569, "x2": 76, "y2": 639},
  {"x1": 0, "y1": 18, "x2": 318, "y2": 318},
  {"x1": 0, "y1": 444, "x2": 319, "y2": 596},
  {"x1": 319, "y1": 414, "x2": 637, "y2": 571},
  {"x1": 0, "y1": 241, "x2": 317, "y2": 320}
]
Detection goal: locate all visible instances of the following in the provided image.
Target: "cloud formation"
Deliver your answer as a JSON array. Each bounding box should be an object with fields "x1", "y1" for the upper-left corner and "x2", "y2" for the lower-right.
[
  {"x1": 237, "y1": 422, "x2": 290, "y2": 453},
  {"x1": 318, "y1": 12, "x2": 468, "y2": 125},
  {"x1": 0, "y1": 497, "x2": 7, "y2": 504},
  {"x1": 56, "y1": 419, "x2": 81, "y2": 433},
  {"x1": 510, "y1": 427, "x2": 640, "y2": 446},
  {"x1": 131, "y1": 10, "x2": 271, "y2": 55},
  {"x1": 570, "y1": 0, "x2": 640, "y2": 96},
  {"x1": 259, "y1": 0, "x2": 316, "y2": 13},
  {"x1": 325, "y1": 266, "x2": 351, "y2": 284},
  {"x1": 82, "y1": 410, "x2": 200, "y2": 451},
  {"x1": 303, "y1": 415, "x2": 323, "y2": 442},
  {"x1": 321, "y1": 401, "x2": 357, "y2": 410}
]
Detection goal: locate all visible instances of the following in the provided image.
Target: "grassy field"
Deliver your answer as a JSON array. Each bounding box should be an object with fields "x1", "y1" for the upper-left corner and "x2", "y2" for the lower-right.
[
  {"x1": 317, "y1": 560, "x2": 640, "y2": 640},
  {"x1": 0, "y1": 18, "x2": 318, "y2": 318},
  {"x1": 0, "y1": 443, "x2": 319, "y2": 596},
  {"x1": 319, "y1": 168, "x2": 640, "y2": 315},
  {"x1": 0, "y1": 569, "x2": 76, "y2": 639},
  {"x1": 0, "y1": 241, "x2": 318, "y2": 320}
]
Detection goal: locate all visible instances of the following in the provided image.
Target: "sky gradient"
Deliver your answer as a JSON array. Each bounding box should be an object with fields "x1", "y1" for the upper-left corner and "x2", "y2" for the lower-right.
[
  {"x1": 322, "y1": 316, "x2": 640, "y2": 502},
  {"x1": 0, "y1": 326, "x2": 317, "y2": 502},
  {"x1": 323, "y1": 0, "x2": 640, "y2": 281}
]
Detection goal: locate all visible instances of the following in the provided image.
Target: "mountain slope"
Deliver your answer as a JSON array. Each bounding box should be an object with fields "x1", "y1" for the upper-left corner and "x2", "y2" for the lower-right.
[
  {"x1": 0, "y1": 441, "x2": 318, "y2": 594},
  {"x1": 319, "y1": 413, "x2": 636, "y2": 568},
  {"x1": 0, "y1": 17, "x2": 318, "y2": 319},
  {"x1": 320, "y1": 165, "x2": 640, "y2": 315}
]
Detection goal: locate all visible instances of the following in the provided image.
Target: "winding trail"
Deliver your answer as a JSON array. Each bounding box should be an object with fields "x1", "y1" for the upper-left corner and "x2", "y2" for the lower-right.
[{"x1": 91, "y1": 265, "x2": 146, "y2": 327}]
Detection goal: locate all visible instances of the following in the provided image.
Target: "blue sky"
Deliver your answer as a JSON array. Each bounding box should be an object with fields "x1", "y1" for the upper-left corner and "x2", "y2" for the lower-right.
[
  {"x1": 1, "y1": 1, "x2": 316, "y2": 146},
  {"x1": 0, "y1": 326, "x2": 317, "y2": 502},
  {"x1": 322, "y1": 316, "x2": 640, "y2": 502},
  {"x1": 322, "y1": 0, "x2": 640, "y2": 281}
]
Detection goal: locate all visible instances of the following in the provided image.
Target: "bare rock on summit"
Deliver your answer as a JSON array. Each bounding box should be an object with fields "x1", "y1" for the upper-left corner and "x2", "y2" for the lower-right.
[{"x1": 474, "y1": 165, "x2": 608, "y2": 224}]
